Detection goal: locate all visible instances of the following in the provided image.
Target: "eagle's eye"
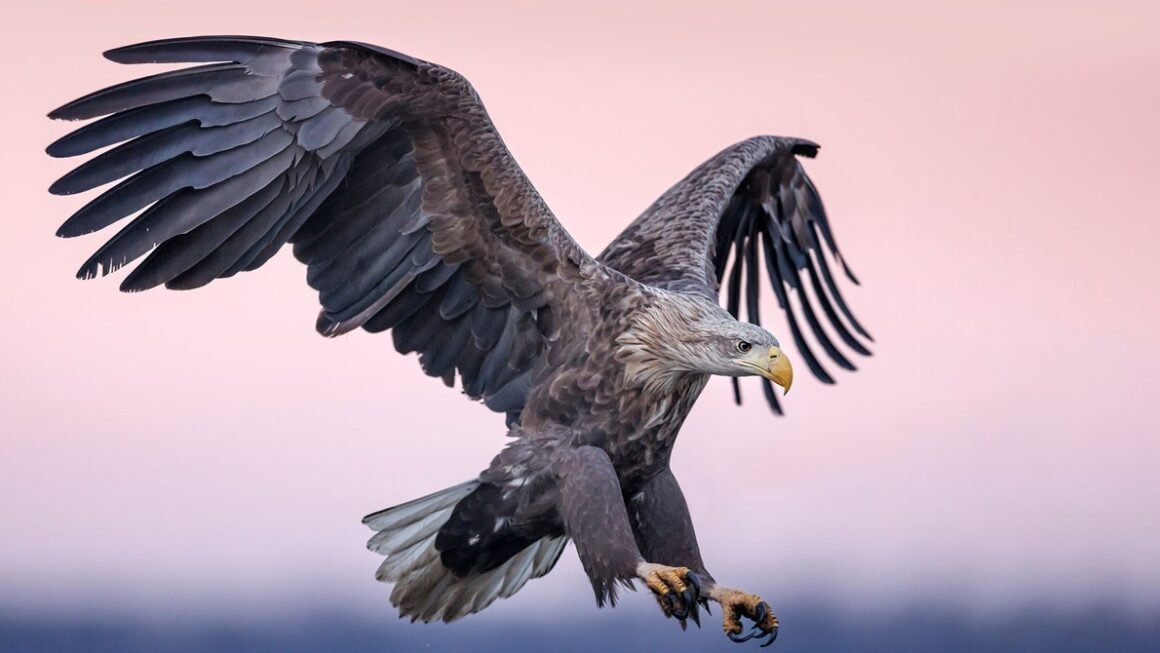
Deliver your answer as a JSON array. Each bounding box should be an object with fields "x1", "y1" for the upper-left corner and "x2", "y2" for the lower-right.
[{"x1": 736, "y1": 340, "x2": 752, "y2": 353}]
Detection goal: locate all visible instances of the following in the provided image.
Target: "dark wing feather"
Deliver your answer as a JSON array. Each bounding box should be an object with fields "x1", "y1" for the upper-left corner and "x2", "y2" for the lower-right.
[
  {"x1": 48, "y1": 35, "x2": 602, "y2": 417},
  {"x1": 598, "y1": 136, "x2": 871, "y2": 414}
]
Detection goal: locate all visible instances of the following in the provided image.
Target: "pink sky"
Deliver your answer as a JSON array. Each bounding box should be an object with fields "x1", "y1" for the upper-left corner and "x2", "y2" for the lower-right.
[{"x1": 2, "y1": 0, "x2": 1158, "y2": 620}]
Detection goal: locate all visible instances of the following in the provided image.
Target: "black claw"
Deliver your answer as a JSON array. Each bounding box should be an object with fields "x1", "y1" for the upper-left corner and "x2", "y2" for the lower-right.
[
  {"x1": 727, "y1": 629, "x2": 757, "y2": 644},
  {"x1": 760, "y1": 627, "x2": 778, "y2": 647},
  {"x1": 687, "y1": 572, "x2": 702, "y2": 596},
  {"x1": 681, "y1": 587, "x2": 697, "y2": 614},
  {"x1": 700, "y1": 598, "x2": 712, "y2": 616},
  {"x1": 668, "y1": 594, "x2": 689, "y2": 620},
  {"x1": 679, "y1": 617, "x2": 688, "y2": 632},
  {"x1": 681, "y1": 572, "x2": 701, "y2": 627},
  {"x1": 753, "y1": 602, "x2": 767, "y2": 625}
]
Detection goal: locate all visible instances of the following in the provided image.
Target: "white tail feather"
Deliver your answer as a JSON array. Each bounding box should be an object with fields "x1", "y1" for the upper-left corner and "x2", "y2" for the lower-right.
[
  {"x1": 363, "y1": 481, "x2": 477, "y2": 532},
  {"x1": 364, "y1": 481, "x2": 569, "y2": 622}
]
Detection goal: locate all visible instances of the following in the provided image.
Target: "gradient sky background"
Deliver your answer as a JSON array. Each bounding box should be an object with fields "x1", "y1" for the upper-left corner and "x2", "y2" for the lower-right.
[{"x1": 1, "y1": 0, "x2": 1157, "y2": 632}]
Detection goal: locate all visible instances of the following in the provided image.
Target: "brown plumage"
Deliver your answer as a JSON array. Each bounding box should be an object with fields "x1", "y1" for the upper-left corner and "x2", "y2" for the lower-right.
[{"x1": 47, "y1": 36, "x2": 871, "y2": 643}]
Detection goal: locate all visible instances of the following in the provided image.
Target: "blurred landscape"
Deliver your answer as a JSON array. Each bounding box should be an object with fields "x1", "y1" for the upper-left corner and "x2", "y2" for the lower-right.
[{"x1": 5, "y1": 602, "x2": 1159, "y2": 652}]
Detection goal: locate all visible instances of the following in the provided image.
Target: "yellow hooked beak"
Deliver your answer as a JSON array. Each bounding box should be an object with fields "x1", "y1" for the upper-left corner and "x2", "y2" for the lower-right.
[{"x1": 761, "y1": 346, "x2": 794, "y2": 395}]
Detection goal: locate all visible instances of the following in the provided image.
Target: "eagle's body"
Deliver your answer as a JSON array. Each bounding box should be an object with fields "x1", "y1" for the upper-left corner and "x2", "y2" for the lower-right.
[
  {"x1": 519, "y1": 288, "x2": 713, "y2": 476},
  {"x1": 47, "y1": 36, "x2": 871, "y2": 645}
]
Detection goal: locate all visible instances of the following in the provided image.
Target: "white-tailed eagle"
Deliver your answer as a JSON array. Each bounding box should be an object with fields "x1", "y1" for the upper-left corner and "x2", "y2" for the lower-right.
[{"x1": 47, "y1": 36, "x2": 872, "y2": 646}]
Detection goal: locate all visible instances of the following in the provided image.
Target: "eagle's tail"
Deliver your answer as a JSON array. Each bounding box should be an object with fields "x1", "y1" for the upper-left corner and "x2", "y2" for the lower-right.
[{"x1": 363, "y1": 480, "x2": 568, "y2": 623}]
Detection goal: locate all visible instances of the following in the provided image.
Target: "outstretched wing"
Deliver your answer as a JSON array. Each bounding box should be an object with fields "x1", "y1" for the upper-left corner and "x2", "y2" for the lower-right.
[
  {"x1": 48, "y1": 36, "x2": 602, "y2": 417},
  {"x1": 598, "y1": 136, "x2": 871, "y2": 414}
]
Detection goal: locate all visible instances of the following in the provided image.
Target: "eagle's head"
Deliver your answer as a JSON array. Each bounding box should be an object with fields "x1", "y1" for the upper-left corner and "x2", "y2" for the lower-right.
[
  {"x1": 617, "y1": 297, "x2": 794, "y2": 394},
  {"x1": 687, "y1": 318, "x2": 793, "y2": 393}
]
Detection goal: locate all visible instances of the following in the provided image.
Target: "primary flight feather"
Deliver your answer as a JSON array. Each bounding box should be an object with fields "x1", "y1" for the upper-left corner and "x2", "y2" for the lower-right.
[{"x1": 47, "y1": 35, "x2": 871, "y2": 646}]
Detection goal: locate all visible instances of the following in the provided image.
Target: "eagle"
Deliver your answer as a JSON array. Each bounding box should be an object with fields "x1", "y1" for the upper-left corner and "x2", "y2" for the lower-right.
[{"x1": 47, "y1": 36, "x2": 871, "y2": 646}]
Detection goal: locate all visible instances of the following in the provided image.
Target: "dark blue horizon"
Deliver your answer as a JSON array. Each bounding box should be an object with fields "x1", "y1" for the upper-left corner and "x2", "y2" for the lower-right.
[{"x1": 5, "y1": 601, "x2": 1159, "y2": 653}]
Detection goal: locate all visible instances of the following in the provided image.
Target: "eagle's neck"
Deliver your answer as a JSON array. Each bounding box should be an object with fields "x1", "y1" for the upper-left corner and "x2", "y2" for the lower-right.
[{"x1": 614, "y1": 295, "x2": 714, "y2": 395}]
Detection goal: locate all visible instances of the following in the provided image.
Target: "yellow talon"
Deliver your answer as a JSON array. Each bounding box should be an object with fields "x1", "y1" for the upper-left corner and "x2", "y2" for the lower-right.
[
  {"x1": 641, "y1": 564, "x2": 690, "y2": 596},
  {"x1": 715, "y1": 587, "x2": 778, "y2": 641},
  {"x1": 636, "y1": 563, "x2": 699, "y2": 622}
]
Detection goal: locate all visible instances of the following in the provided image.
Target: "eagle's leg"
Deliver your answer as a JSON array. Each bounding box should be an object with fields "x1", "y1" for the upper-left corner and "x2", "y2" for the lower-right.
[
  {"x1": 628, "y1": 467, "x2": 713, "y2": 626},
  {"x1": 552, "y1": 446, "x2": 704, "y2": 622},
  {"x1": 629, "y1": 467, "x2": 779, "y2": 646}
]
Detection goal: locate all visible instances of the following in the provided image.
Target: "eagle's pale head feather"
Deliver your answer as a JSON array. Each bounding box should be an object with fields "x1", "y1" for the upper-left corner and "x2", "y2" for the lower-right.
[{"x1": 615, "y1": 292, "x2": 793, "y2": 394}]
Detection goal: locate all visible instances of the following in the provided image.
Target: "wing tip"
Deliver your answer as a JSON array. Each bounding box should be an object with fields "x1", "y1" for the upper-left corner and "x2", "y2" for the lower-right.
[
  {"x1": 48, "y1": 174, "x2": 84, "y2": 196},
  {"x1": 103, "y1": 35, "x2": 304, "y2": 64},
  {"x1": 791, "y1": 139, "x2": 820, "y2": 158},
  {"x1": 119, "y1": 267, "x2": 163, "y2": 293},
  {"x1": 74, "y1": 261, "x2": 100, "y2": 281},
  {"x1": 45, "y1": 137, "x2": 73, "y2": 157},
  {"x1": 47, "y1": 103, "x2": 84, "y2": 122},
  {"x1": 56, "y1": 217, "x2": 91, "y2": 239},
  {"x1": 47, "y1": 181, "x2": 68, "y2": 196},
  {"x1": 316, "y1": 311, "x2": 358, "y2": 338}
]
